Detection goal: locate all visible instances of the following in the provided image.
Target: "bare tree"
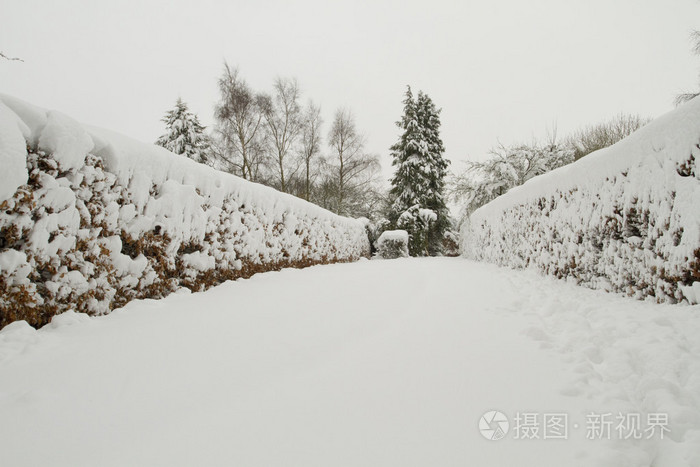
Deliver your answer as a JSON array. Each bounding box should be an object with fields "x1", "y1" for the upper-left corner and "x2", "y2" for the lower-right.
[
  {"x1": 214, "y1": 63, "x2": 267, "y2": 180},
  {"x1": 450, "y1": 139, "x2": 573, "y2": 221},
  {"x1": 565, "y1": 113, "x2": 650, "y2": 160},
  {"x1": 676, "y1": 29, "x2": 700, "y2": 105},
  {"x1": 299, "y1": 101, "x2": 323, "y2": 201},
  {"x1": 325, "y1": 108, "x2": 380, "y2": 216},
  {"x1": 262, "y1": 77, "x2": 304, "y2": 193}
]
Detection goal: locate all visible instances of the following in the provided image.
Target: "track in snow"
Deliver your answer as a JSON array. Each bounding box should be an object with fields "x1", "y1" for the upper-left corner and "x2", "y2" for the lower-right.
[{"x1": 0, "y1": 258, "x2": 699, "y2": 467}]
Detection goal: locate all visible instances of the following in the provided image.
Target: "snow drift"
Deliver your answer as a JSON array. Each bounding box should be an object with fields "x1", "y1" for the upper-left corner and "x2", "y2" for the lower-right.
[
  {"x1": 0, "y1": 94, "x2": 370, "y2": 329},
  {"x1": 460, "y1": 97, "x2": 700, "y2": 304}
]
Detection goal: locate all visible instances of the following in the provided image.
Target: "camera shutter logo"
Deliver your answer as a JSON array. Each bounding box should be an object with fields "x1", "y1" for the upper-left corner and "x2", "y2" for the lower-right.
[{"x1": 479, "y1": 411, "x2": 509, "y2": 440}]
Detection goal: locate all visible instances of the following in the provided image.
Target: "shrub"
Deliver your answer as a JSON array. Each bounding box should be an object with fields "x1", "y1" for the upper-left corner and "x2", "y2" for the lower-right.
[
  {"x1": 461, "y1": 102, "x2": 700, "y2": 304},
  {"x1": 0, "y1": 96, "x2": 371, "y2": 329},
  {"x1": 376, "y1": 230, "x2": 409, "y2": 259}
]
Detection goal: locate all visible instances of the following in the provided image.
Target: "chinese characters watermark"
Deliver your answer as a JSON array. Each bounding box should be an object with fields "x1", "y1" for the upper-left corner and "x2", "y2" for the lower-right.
[{"x1": 479, "y1": 411, "x2": 669, "y2": 441}]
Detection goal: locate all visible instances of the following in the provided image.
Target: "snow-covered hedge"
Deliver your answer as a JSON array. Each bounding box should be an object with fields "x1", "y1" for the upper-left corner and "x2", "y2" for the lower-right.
[
  {"x1": 376, "y1": 230, "x2": 409, "y2": 259},
  {"x1": 0, "y1": 95, "x2": 370, "y2": 329},
  {"x1": 461, "y1": 98, "x2": 700, "y2": 304}
]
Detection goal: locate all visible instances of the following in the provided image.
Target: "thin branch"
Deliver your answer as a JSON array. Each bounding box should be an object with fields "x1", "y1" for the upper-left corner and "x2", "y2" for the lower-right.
[
  {"x1": 0, "y1": 52, "x2": 23, "y2": 62},
  {"x1": 691, "y1": 29, "x2": 700, "y2": 56},
  {"x1": 675, "y1": 92, "x2": 700, "y2": 106}
]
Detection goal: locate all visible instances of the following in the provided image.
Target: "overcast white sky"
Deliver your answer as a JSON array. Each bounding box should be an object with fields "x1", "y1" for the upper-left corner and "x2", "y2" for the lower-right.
[{"x1": 2, "y1": 0, "x2": 699, "y2": 180}]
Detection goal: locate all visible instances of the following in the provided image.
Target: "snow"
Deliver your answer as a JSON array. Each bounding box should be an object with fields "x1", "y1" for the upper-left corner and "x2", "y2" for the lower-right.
[
  {"x1": 0, "y1": 258, "x2": 698, "y2": 466},
  {"x1": 377, "y1": 229, "x2": 408, "y2": 242},
  {"x1": 461, "y1": 97, "x2": 700, "y2": 303},
  {"x1": 0, "y1": 101, "x2": 29, "y2": 201},
  {"x1": 418, "y1": 207, "x2": 437, "y2": 221},
  {"x1": 81, "y1": 122, "x2": 356, "y2": 230},
  {"x1": 38, "y1": 111, "x2": 95, "y2": 171},
  {"x1": 180, "y1": 251, "x2": 216, "y2": 271},
  {"x1": 0, "y1": 249, "x2": 28, "y2": 280},
  {"x1": 680, "y1": 282, "x2": 700, "y2": 304},
  {"x1": 0, "y1": 93, "x2": 364, "y2": 230},
  {"x1": 0, "y1": 320, "x2": 38, "y2": 363}
]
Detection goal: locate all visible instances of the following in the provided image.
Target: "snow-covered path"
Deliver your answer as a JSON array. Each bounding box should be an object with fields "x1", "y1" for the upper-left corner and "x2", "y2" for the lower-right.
[{"x1": 0, "y1": 258, "x2": 699, "y2": 467}]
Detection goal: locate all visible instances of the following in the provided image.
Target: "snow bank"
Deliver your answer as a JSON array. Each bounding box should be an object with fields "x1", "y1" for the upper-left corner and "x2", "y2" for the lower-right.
[
  {"x1": 0, "y1": 94, "x2": 370, "y2": 329},
  {"x1": 461, "y1": 97, "x2": 700, "y2": 304}
]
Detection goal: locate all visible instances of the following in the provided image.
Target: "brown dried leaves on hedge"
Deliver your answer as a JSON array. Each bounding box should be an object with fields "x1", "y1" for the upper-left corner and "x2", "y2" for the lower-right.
[{"x1": 0, "y1": 149, "x2": 368, "y2": 329}]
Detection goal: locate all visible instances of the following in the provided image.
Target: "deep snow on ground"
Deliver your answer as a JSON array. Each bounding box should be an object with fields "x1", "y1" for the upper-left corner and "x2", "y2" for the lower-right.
[{"x1": 0, "y1": 258, "x2": 699, "y2": 467}]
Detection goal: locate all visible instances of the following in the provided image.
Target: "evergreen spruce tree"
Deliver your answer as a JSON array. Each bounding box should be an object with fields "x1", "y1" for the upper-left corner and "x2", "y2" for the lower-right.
[
  {"x1": 156, "y1": 98, "x2": 210, "y2": 164},
  {"x1": 388, "y1": 87, "x2": 450, "y2": 256}
]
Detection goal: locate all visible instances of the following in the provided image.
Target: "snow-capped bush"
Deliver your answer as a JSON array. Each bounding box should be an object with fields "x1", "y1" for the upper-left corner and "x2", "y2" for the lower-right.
[
  {"x1": 461, "y1": 97, "x2": 700, "y2": 304},
  {"x1": 0, "y1": 94, "x2": 370, "y2": 329},
  {"x1": 376, "y1": 230, "x2": 409, "y2": 259},
  {"x1": 441, "y1": 231, "x2": 460, "y2": 257}
]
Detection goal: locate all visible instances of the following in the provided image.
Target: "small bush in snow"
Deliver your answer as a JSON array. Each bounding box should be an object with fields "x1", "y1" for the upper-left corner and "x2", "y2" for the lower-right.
[
  {"x1": 397, "y1": 206, "x2": 436, "y2": 257},
  {"x1": 441, "y1": 231, "x2": 460, "y2": 257},
  {"x1": 376, "y1": 230, "x2": 409, "y2": 259}
]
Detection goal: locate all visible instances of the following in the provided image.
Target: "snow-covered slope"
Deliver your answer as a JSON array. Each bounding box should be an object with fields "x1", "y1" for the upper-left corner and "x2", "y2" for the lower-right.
[
  {"x1": 461, "y1": 98, "x2": 700, "y2": 304},
  {"x1": 0, "y1": 94, "x2": 370, "y2": 329}
]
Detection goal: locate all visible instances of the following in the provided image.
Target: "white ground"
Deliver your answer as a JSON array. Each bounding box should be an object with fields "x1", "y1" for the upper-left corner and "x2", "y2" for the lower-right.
[{"x1": 0, "y1": 258, "x2": 699, "y2": 467}]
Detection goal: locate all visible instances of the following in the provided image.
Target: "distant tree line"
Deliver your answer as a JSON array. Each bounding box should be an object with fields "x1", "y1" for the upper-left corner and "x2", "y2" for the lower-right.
[
  {"x1": 156, "y1": 78, "x2": 456, "y2": 256},
  {"x1": 155, "y1": 63, "x2": 667, "y2": 256},
  {"x1": 156, "y1": 63, "x2": 383, "y2": 220}
]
